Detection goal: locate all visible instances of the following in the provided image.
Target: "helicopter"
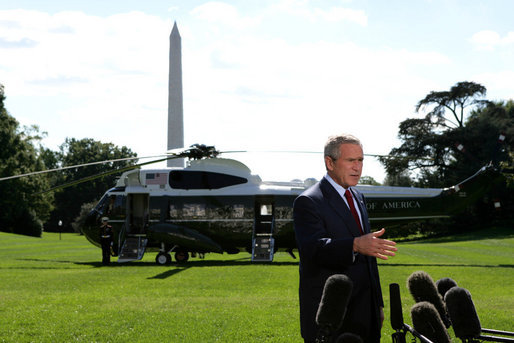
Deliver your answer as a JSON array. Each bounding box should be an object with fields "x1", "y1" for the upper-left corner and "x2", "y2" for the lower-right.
[{"x1": 78, "y1": 144, "x2": 500, "y2": 265}]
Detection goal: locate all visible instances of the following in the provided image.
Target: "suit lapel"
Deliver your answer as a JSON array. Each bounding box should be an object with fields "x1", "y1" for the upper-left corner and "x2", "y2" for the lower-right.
[{"x1": 320, "y1": 178, "x2": 362, "y2": 237}]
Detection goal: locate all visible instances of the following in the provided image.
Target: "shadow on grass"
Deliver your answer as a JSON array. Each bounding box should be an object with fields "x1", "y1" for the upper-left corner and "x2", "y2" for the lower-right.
[
  {"x1": 144, "y1": 259, "x2": 299, "y2": 279},
  {"x1": 15, "y1": 257, "x2": 299, "y2": 279},
  {"x1": 396, "y1": 226, "x2": 514, "y2": 244},
  {"x1": 379, "y1": 263, "x2": 514, "y2": 268},
  {"x1": 148, "y1": 267, "x2": 189, "y2": 279}
]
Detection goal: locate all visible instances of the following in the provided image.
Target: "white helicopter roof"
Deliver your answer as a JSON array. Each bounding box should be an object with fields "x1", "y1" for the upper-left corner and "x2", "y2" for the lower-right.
[
  {"x1": 186, "y1": 158, "x2": 258, "y2": 180},
  {"x1": 114, "y1": 158, "x2": 261, "y2": 189},
  {"x1": 355, "y1": 184, "x2": 442, "y2": 198}
]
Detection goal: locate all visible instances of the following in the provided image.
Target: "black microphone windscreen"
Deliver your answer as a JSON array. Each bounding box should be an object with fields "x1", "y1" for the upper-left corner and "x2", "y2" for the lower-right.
[
  {"x1": 444, "y1": 287, "x2": 481, "y2": 339},
  {"x1": 411, "y1": 301, "x2": 451, "y2": 343},
  {"x1": 316, "y1": 274, "x2": 353, "y2": 333},
  {"x1": 389, "y1": 283, "x2": 404, "y2": 331},
  {"x1": 335, "y1": 332, "x2": 363, "y2": 343},
  {"x1": 407, "y1": 271, "x2": 451, "y2": 328},
  {"x1": 436, "y1": 277, "x2": 458, "y2": 299}
]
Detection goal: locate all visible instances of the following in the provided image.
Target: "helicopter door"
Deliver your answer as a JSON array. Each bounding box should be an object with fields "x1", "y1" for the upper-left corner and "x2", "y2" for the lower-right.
[
  {"x1": 252, "y1": 196, "x2": 275, "y2": 262},
  {"x1": 126, "y1": 193, "x2": 149, "y2": 234},
  {"x1": 118, "y1": 193, "x2": 149, "y2": 263}
]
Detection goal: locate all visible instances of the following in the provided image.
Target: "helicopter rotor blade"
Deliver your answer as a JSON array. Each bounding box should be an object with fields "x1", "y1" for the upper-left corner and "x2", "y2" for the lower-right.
[
  {"x1": 0, "y1": 154, "x2": 175, "y2": 182},
  {"x1": 32, "y1": 155, "x2": 180, "y2": 195},
  {"x1": 221, "y1": 150, "x2": 433, "y2": 161},
  {"x1": 2, "y1": 145, "x2": 212, "y2": 185}
]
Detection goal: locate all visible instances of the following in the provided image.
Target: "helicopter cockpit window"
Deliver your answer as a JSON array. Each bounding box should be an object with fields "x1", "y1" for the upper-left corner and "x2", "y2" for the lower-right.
[
  {"x1": 169, "y1": 170, "x2": 247, "y2": 190},
  {"x1": 104, "y1": 194, "x2": 125, "y2": 219}
]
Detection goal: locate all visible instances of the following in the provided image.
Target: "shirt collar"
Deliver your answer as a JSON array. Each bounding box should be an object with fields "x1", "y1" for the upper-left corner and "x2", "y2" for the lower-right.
[{"x1": 325, "y1": 173, "x2": 351, "y2": 200}]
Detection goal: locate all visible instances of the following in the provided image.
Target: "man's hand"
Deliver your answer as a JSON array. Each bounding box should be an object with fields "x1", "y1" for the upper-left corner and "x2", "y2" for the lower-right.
[{"x1": 353, "y1": 228, "x2": 397, "y2": 260}]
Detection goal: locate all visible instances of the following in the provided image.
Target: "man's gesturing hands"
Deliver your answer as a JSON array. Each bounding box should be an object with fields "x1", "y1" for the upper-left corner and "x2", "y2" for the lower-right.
[{"x1": 353, "y1": 228, "x2": 397, "y2": 260}]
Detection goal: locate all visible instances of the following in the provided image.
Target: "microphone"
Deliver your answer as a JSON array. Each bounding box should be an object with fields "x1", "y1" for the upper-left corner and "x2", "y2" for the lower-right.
[
  {"x1": 411, "y1": 301, "x2": 451, "y2": 343},
  {"x1": 444, "y1": 286, "x2": 481, "y2": 339},
  {"x1": 335, "y1": 332, "x2": 363, "y2": 343},
  {"x1": 389, "y1": 283, "x2": 404, "y2": 331},
  {"x1": 407, "y1": 271, "x2": 451, "y2": 328},
  {"x1": 445, "y1": 287, "x2": 514, "y2": 342},
  {"x1": 315, "y1": 274, "x2": 353, "y2": 343},
  {"x1": 435, "y1": 277, "x2": 458, "y2": 299}
]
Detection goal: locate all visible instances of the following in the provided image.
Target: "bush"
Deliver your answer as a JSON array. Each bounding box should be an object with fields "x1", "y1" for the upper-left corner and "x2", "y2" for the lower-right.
[
  {"x1": 71, "y1": 201, "x2": 97, "y2": 234},
  {"x1": 15, "y1": 208, "x2": 43, "y2": 237}
]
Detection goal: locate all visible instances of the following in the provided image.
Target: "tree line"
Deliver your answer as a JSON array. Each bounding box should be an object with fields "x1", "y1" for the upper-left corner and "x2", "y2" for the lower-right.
[
  {"x1": 1, "y1": 81, "x2": 512, "y2": 237},
  {"x1": 380, "y1": 81, "x2": 513, "y2": 236},
  {"x1": 0, "y1": 84, "x2": 137, "y2": 236}
]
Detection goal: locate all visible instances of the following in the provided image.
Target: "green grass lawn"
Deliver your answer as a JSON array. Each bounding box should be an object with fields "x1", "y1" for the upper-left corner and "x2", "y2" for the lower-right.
[{"x1": 0, "y1": 227, "x2": 512, "y2": 342}]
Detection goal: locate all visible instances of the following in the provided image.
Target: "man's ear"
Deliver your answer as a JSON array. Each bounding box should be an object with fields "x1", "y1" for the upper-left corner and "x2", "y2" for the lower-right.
[{"x1": 324, "y1": 156, "x2": 334, "y2": 171}]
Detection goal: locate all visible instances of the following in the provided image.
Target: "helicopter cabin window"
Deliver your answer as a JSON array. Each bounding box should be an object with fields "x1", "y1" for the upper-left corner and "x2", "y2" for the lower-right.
[
  {"x1": 232, "y1": 204, "x2": 245, "y2": 218},
  {"x1": 149, "y1": 197, "x2": 162, "y2": 220},
  {"x1": 183, "y1": 203, "x2": 206, "y2": 218},
  {"x1": 168, "y1": 204, "x2": 179, "y2": 219},
  {"x1": 260, "y1": 204, "x2": 272, "y2": 216},
  {"x1": 169, "y1": 170, "x2": 247, "y2": 189}
]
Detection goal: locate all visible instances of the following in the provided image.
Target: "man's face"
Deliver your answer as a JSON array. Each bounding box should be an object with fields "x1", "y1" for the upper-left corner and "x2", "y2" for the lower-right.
[{"x1": 325, "y1": 143, "x2": 363, "y2": 188}]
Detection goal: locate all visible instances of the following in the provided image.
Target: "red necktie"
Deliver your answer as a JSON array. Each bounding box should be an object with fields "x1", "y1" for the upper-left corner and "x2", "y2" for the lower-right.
[{"x1": 344, "y1": 189, "x2": 364, "y2": 235}]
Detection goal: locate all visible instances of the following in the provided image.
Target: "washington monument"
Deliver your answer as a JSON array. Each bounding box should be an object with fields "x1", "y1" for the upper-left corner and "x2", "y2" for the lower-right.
[{"x1": 167, "y1": 22, "x2": 184, "y2": 167}]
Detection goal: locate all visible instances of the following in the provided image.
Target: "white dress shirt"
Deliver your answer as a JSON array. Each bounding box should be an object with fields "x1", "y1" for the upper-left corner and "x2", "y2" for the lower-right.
[{"x1": 325, "y1": 173, "x2": 364, "y2": 229}]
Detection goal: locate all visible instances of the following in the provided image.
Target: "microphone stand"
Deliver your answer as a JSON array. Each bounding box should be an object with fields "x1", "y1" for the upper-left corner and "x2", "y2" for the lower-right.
[
  {"x1": 315, "y1": 326, "x2": 332, "y2": 343},
  {"x1": 473, "y1": 334, "x2": 514, "y2": 343},
  {"x1": 403, "y1": 323, "x2": 434, "y2": 343},
  {"x1": 392, "y1": 330, "x2": 406, "y2": 343},
  {"x1": 389, "y1": 283, "x2": 434, "y2": 343},
  {"x1": 482, "y1": 329, "x2": 514, "y2": 337},
  {"x1": 454, "y1": 327, "x2": 514, "y2": 342}
]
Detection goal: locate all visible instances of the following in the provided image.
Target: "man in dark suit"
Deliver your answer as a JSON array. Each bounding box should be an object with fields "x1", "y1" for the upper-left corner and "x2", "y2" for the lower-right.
[{"x1": 293, "y1": 134, "x2": 397, "y2": 343}]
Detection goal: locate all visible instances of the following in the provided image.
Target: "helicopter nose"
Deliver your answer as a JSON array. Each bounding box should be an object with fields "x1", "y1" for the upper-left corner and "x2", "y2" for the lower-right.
[{"x1": 82, "y1": 212, "x2": 101, "y2": 242}]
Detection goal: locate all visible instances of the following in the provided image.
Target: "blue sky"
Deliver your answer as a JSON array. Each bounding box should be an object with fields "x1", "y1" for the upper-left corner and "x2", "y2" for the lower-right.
[{"x1": 1, "y1": 0, "x2": 513, "y2": 183}]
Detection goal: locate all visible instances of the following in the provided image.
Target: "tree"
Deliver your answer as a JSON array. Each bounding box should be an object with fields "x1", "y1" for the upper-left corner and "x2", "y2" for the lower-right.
[
  {"x1": 0, "y1": 84, "x2": 53, "y2": 236},
  {"x1": 382, "y1": 170, "x2": 412, "y2": 187},
  {"x1": 380, "y1": 81, "x2": 493, "y2": 186},
  {"x1": 359, "y1": 176, "x2": 381, "y2": 185},
  {"x1": 47, "y1": 138, "x2": 137, "y2": 232},
  {"x1": 416, "y1": 81, "x2": 487, "y2": 128},
  {"x1": 447, "y1": 100, "x2": 513, "y2": 182}
]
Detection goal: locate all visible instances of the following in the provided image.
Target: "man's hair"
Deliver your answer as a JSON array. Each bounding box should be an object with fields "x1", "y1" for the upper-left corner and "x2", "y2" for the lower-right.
[{"x1": 324, "y1": 134, "x2": 362, "y2": 160}]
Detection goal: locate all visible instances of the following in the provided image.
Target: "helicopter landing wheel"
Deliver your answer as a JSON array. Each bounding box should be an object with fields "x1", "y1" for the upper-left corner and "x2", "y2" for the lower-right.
[
  {"x1": 174, "y1": 250, "x2": 189, "y2": 263},
  {"x1": 156, "y1": 252, "x2": 171, "y2": 265}
]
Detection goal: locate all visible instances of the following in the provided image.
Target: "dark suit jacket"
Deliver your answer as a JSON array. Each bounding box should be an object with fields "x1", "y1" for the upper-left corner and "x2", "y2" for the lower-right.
[{"x1": 293, "y1": 177, "x2": 383, "y2": 343}]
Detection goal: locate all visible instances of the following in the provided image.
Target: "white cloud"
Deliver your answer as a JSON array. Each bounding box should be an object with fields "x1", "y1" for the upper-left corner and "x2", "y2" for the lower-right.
[
  {"x1": 313, "y1": 6, "x2": 367, "y2": 25},
  {"x1": 270, "y1": 0, "x2": 367, "y2": 26},
  {"x1": 473, "y1": 70, "x2": 514, "y2": 101},
  {"x1": 470, "y1": 30, "x2": 514, "y2": 50},
  {"x1": 0, "y1": 10, "x2": 170, "y2": 97},
  {"x1": 190, "y1": 2, "x2": 260, "y2": 29}
]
